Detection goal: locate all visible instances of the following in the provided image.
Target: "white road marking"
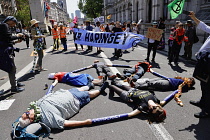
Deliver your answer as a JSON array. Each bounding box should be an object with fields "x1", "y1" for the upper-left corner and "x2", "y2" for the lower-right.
[
  {"x1": 100, "y1": 52, "x2": 174, "y2": 140},
  {"x1": 0, "y1": 99, "x2": 15, "y2": 111}
]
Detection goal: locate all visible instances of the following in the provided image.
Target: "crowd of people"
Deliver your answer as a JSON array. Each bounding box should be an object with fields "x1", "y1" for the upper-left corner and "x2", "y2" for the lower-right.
[{"x1": 0, "y1": 11, "x2": 210, "y2": 137}]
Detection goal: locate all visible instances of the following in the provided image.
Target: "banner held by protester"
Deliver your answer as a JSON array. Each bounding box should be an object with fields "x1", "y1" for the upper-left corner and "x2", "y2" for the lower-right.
[
  {"x1": 73, "y1": 29, "x2": 145, "y2": 50},
  {"x1": 168, "y1": 0, "x2": 186, "y2": 19}
]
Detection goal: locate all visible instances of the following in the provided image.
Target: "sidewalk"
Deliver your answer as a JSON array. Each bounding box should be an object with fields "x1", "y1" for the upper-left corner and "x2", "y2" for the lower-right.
[{"x1": 139, "y1": 32, "x2": 203, "y2": 61}]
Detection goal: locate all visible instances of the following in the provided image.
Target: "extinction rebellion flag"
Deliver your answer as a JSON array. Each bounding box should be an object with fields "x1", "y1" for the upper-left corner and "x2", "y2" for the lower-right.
[{"x1": 168, "y1": 0, "x2": 186, "y2": 19}]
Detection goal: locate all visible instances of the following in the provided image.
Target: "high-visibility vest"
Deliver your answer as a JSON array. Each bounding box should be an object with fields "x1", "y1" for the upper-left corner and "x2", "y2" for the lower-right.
[
  {"x1": 59, "y1": 27, "x2": 66, "y2": 38},
  {"x1": 52, "y1": 28, "x2": 59, "y2": 39}
]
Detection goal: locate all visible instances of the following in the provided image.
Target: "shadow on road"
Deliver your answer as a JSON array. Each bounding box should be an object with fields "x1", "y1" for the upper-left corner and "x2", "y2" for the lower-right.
[{"x1": 179, "y1": 119, "x2": 210, "y2": 139}]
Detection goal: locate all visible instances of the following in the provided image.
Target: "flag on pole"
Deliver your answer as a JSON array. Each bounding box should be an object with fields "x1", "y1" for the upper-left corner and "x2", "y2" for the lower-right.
[{"x1": 167, "y1": 0, "x2": 186, "y2": 19}]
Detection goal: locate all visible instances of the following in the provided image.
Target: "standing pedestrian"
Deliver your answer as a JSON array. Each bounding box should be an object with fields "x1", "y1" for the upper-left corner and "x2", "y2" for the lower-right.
[
  {"x1": 112, "y1": 23, "x2": 123, "y2": 58},
  {"x1": 0, "y1": 16, "x2": 25, "y2": 93},
  {"x1": 48, "y1": 26, "x2": 52, "y2": 36},
  {"x1": 85, "y1": 21, "x2": 93, "y2": 51},
  {"x1": 94, "y1": 22, "x2": 102, "y2": 53},
  {"x1": 168, "y1": 23, "x2": 188, "y2": 65},
  {"x1": 167, "y1": 27, "x2": 175, "y2": 59},
  {"x1": 58, "y1": 23, "x2": 67, "y2": 51},
  {"x1": 188, "y1": 11, "x2": 210, "y2": 118},
  {"x1": 51, "y1": 24, "x2": 59, "y2": 51},
  {"x1": 22, "y1": 26, "x2": 30, "y2": 49},
  {"x1": 182, "y1": 20, "x2": 196, "y2": 60},
  {"x1": 30, "y1": 19, "x2": 47, "y2": 71},
  {"x1": 145, "y1": 22, "x2": 160, "y2": 62},
  {"x1": 73, "y1": 23, "x2": 83, "y2": 51},
  {"x1": 157, "y1": 18, "x2": 166, "y2": 50}
]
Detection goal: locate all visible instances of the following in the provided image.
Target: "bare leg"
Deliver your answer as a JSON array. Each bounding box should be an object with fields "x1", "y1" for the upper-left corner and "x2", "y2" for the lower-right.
[
  {"x1": 88, "y1": 90, "x2": 100, "y2": 98},
  {"x1": 64, "y1": 119, "x2": 92, "y2": 127},
  {"x1": 92, "y1": 79, "x2": 103, "y2": 85}
]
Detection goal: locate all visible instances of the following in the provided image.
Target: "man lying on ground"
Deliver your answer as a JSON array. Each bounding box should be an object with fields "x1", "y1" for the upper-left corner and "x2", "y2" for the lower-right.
[
  {"x1": 48, "y1": 71, "x2": 104, "y2": 87},
  {"x1": 18, "y1": 82, "x2": 109, "y2": 129},
  {"x1": 116, "y1": 62, "x2": 152, "y2": 83},
  {"x1": 109, "y1": 81, "x2": 166, "y2": 123},
  {"x1": 129, "y1": 69, "x2": 195, "y2": 106}
]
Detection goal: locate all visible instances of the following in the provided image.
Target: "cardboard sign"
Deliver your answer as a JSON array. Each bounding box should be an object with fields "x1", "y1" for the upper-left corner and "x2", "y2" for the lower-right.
[{"x1": 146, "y1": 27, "x2": 163, "y2": 41}]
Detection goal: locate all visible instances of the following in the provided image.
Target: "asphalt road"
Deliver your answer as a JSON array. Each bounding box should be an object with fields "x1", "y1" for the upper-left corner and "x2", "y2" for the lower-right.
[{"x1": 0, "y1": 34, "x2": 210, "y2": 140}]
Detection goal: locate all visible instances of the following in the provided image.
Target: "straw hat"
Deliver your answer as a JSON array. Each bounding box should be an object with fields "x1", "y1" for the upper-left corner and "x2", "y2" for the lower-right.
[{"x1": 30, "y1": 19, "x2": 40, "y2": 26}]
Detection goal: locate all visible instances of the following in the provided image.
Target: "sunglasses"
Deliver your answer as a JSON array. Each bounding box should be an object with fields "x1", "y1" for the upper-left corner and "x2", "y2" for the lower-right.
[{"x1": 24, "y1": 112, "x2": 30, "y2": 119}]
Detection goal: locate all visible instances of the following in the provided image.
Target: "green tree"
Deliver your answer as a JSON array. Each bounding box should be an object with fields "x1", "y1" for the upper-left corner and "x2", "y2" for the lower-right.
[
  {"x1": 78, "y1": 0, "x2": 103, "y2": 18},
  {"x1": 15, "y1": 0, "x2": 31, "y2": 27}
]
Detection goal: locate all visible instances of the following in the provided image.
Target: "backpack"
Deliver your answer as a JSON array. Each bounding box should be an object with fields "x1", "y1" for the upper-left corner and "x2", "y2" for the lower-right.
[{"x1": 11, "y1": 117, "x2": 51, "y2": 140}]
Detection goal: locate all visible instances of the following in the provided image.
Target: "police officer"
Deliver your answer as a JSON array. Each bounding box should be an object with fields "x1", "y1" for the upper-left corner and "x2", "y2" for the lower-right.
[{"x1": 0, "y1": 16, "x2": 25, "y2": 93}]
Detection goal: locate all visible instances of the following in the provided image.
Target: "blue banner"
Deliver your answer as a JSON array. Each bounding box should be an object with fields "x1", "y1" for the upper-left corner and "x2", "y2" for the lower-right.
[{"x1": 73, "y1": 29, "x2": 145, "y2": 50}]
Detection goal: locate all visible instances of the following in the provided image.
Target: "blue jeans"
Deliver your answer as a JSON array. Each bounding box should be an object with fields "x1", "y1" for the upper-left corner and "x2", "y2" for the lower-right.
[{"x1": 125, "y1": 66, "x2": 145, "y2": 81}]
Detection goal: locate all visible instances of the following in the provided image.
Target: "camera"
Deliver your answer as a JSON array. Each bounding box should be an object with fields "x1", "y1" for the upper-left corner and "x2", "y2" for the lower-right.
[
  {"x1": 182, "y1": 10, "x2": 190, "y2": 15},
  {"x1": 14, "y1": 47, "x2": 20, "y2": 52}
]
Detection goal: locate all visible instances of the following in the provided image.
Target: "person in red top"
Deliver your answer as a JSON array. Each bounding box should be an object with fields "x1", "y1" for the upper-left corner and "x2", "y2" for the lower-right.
[
  {"x1": 51, "y1": 24, "x2": 59, "y2": 51},
  {"x1": 168, "y1": 23, "x2": 188, "y2": 65},
  {"x1": 48, "y1": 72, "x2": 104, "y2": 87},
  {"x1": 58, "y1": 23, "x2": 67, "y2": 51}
]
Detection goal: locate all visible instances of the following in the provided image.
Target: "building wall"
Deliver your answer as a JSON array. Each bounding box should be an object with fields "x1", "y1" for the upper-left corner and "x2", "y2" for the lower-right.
[
  {"x1": 0, "y1": 0, "x2": 17, "y2": 16},
  {"x1": 104, "y1": 0, "x2": 210, "y2": 24}
]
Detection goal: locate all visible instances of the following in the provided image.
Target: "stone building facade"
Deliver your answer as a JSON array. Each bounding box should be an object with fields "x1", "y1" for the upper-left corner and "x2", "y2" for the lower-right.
[
  {"x1": 104, "y1": 0, "x2": 210, "y2": 24},
  {"x1": 0, "y1": 0, "x2": 17, "y2": 16},
  {"x1": 48, "y1": 1, "x2": 69, "y2": 25}
]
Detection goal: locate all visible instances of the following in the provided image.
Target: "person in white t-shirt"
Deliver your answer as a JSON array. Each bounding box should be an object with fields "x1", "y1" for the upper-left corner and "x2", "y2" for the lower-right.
[
  {"x1": 94, "y1": 21, "x2": 103, "y2": 53},
  {"x1": 145, "y1": 22, "x2": 160, "y2": 62}
]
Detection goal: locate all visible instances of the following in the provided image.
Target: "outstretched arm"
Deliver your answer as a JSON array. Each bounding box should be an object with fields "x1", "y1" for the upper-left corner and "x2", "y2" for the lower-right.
[{"x1": 63, "y1": 109, "x2": 141, "y2": 128}]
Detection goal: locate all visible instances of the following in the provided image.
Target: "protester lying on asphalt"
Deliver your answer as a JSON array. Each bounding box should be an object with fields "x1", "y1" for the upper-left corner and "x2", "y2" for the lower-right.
[
  {"x1": 109, "y1": 81, "x2": 166, "y2": 123},
  {"x1": 17, "y1": 82, "x2": 109, "y2": 129}
]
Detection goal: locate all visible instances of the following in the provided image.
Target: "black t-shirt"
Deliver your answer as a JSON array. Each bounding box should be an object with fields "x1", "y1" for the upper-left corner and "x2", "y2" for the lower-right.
[
  {"x1": 112, "y1": 27, "x2": 123, "y2": 33},
  {"x1": 128, "y1": 90, "x2": 160, "y2": 112}
]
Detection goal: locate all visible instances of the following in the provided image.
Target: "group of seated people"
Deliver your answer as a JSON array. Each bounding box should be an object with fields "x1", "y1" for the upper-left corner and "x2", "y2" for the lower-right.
[{"x1": 17, "y1": 60, "x2": 195, "y2": 131}]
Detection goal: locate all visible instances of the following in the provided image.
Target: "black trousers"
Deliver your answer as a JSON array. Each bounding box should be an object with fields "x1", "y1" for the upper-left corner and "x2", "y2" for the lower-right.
[
  {"x1": 169, "y1": 41, "x2": 182, "y2": 63},
  {"x1": 146, "y1": 43, "x2": 157, "y2": 60},
  {"x1": 184, "y1": 42, "x2": 193, "y2": 59},
  {"x1": 8, "y1": 57, "x2": 17, "y2": 89},
  {"x1": 200, "y1": 79, "x2": 210, "y2": 114},
  {"x1": 53, "y1": 39, "x2": 59, "y2": 50}
]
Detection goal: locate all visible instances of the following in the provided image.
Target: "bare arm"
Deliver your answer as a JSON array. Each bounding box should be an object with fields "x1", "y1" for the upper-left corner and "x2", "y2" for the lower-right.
[{"x1": 188, "y1": 11, "x2": 200, "y2": 25}]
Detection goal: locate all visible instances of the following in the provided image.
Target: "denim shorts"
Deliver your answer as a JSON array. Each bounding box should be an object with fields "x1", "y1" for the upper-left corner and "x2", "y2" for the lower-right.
[{"x1": 69, "y1": 88, "x2": 90, "y2": 107}]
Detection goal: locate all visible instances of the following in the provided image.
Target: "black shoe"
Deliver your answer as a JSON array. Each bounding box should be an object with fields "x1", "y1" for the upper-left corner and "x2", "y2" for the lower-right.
[
  {"x1": 17, "y1": 82, "x2": 25, "y2": 87},
  {"x1": 109, "y1": 88, "x2": 115, "y2": 97},
  {"x1": 11, "y1": 87, "x2": 25, "y2": 93},
  {"x1": 145, "y1": 58, "x2": 149, "y2": 61},
  {"x1": 174, "y1": 62, "x2": 178, "y2": 65},
  {"x1": 194, "y1": 111, "x2": 210, "y2": 118},
  {"x1": 116, "y1": 73, "x2": 126, "y2": 80},
  {"x1": 100, "y1": 82, "x2": 109, "y2": 93},
  {"x1": 108, "y1": 75, "x2": 116, "y2": 80},
  {"x1": 123, "y1": 69, "x2": 128, "y2": 74},
  {"x1": 151, "y1": 59, "x2": 155, "y2": 62},
  {"x1": 62, "y1": 49, "x2": 67, "y2": 52},
  {"x1": 189, "y1": 100, "x2": 202, "y2": 108}
]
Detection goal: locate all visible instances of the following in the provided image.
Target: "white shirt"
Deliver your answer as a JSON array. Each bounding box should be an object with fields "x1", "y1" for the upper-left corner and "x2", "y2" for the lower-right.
[
  {"x1": 94, "y1": 26, "x2": 101, "y2": 32},
  {"x1": 197, "y1": 21, "x2": 210, "y2": 52},
  {"x1": 149, "y1": 38, "x2": 155, "y2": 43}
]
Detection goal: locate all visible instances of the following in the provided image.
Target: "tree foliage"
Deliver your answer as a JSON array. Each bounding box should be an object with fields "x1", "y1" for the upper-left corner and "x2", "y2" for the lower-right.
[
  {"x1": 15, "y1": 0, "x2": 31, "y2": 26},
  {"x1": 78, "y1": 0, "x2": 103, "y2": 18}
]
